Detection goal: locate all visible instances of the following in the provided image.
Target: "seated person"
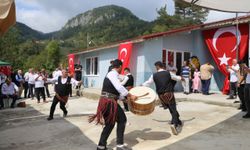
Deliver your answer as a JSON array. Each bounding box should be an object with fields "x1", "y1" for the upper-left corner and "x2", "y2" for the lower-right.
[{"x1": 0, "y1": 77, "x2": 19, "y2": 109}]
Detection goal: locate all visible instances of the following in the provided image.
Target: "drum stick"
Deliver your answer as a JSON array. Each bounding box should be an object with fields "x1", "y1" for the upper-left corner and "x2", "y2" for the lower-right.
[{"x1": 137, "y1": 92, "x2": 149, "y2": 98}]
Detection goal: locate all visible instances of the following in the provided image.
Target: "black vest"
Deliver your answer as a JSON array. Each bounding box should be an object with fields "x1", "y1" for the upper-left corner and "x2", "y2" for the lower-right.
[
  {"x1": 124, "y1": 74, "x2": 134, "y2": 87},
  {"x1": 102, "y1": 77, "x2": 120, "y2": 96},
  {"x1": 55, "y1": 76, "x2": 71, "y2": 96},
  {"x1": 153, "y1": 71, "x2": 173, "y2": 94}
]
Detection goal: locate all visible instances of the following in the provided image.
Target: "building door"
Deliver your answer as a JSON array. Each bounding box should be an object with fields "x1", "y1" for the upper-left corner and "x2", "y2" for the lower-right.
[{"x1": 176, "y1": 52, "x2": 182, "y2": 75}]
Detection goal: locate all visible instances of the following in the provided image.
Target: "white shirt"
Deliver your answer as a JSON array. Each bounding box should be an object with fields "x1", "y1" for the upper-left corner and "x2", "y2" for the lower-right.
[
  {"x1": 34, "y1": 74, "x2": 45, "y2": 88},
  {"x1": 1, "y1": 82, "x2": 19, "y2": 95},
  {"x1": 53, "y1": 70, "x2": 62, "y2": 78},
  {"x1": 246, "y1": 72, "x2": 250, "y2": 84},
  {"x1": 106, "y1": 70, "x2": 128, "y2": 97},
  {"x1": 28, "y1": 73, "x2": 36, "y2": 84},
  {"x1": 120, "y1": 73, "x2": 131, "y2": 86},
  {"x1": 24, "y1": 72, "x2": 29, "y2": 82},
  {"x1": 142, "y1": 69, "x2": 182, "y2": 87},
  {"x1": 228, "y1": 64, "x2": 240, "y2": 82},
  {"x1": 47, "y1": 76, "x2": 79, "y2": 87}
]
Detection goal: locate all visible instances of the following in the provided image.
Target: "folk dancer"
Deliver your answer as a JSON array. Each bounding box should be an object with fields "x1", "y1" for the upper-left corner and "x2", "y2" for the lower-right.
[
  {"x1": 142, "y1": 61, "x2": 183, "y2": 135},
  {"x1": 89, "y1": 59, "x2": 137, "y2": 150},
  {"x1": 47, "y1": 69, "x2": 81, "y2": 121}
]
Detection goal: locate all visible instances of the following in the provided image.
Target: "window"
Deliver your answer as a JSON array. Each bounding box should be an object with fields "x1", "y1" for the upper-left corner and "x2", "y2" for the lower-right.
[
  {"x1": 166, "y1": 50, "x2": 191, "y2": 75},
  {"x1": 86, "y1": 57, "x2": 99, "y2": 75}
]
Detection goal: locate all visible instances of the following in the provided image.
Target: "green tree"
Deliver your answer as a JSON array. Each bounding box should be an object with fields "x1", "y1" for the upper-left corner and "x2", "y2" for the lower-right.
[
  {"x1": 45, "y1": 40, "x2": 61, "y2": 71},
  {"x1": 175, "y1": 0, "x2": 209, "y2": 24}
]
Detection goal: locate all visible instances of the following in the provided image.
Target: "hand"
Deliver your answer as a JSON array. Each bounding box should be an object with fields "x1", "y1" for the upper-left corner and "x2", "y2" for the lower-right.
[
  {"x1": 181, "y1": 77, "x2": 185, "y2": 81},
  {"x1": 129, "y1": 95, "x2": 138, "y2": 101}
]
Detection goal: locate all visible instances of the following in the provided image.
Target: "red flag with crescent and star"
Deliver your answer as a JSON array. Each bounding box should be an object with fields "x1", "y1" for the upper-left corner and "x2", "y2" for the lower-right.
[
  {"x1": 118, "y1": 42, "x2": 133, "y2": 74},
  {"x1": 203, "y1": 23, "x2": 249, "y2": 94},
  {"x1": 68, "y1": 54, "x2": 75, "y2": 75}
]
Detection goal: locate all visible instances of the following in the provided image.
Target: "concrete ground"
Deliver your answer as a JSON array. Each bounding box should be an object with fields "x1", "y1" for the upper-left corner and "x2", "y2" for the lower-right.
[{"x1": 0, "y1": 89, "x2": 249, "y2": 150}]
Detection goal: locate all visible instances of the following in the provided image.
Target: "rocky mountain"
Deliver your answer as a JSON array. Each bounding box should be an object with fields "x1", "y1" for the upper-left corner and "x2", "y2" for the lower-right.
[{"x1": 53, "y1": 5, "x2": 151, "y2": 50}]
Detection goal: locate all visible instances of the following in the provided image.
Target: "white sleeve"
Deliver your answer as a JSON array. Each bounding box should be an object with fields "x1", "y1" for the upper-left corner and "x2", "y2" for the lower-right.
[
  {"x1": 120, "y1": 76, "x2": 129, "y2": 86},
  {"x1": 14, "y1": 83, "x2": 19, "y2": 92},
  {"x1": 107, "y1": 72, "x2": 128, "y2": 97},
  {"x1": 47, "y1": 77, "x2": 58, "y2": 83},
  {"x1": 142, "y1": 75, "x2": 154, "y2": 87},
  {"x1": 70, "y1": 78, "x2": 79, "y2": 87},
  {"x1": 170, "y1": 72, "x2": 182, "y2": 81}
]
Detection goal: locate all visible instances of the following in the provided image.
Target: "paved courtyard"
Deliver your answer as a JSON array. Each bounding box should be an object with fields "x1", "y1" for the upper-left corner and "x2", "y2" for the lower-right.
[{"x1": 0, "y1": 93, "x2": 249, "y2": 150}]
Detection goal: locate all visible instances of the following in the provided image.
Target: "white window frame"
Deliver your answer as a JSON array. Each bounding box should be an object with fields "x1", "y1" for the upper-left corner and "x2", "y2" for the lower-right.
[
  {"x1": 165, "y1": 50, "x2": 192, "y2": 67},
  {"x1": 85, "y1": 56, "x2": 99, "y2": 76}
]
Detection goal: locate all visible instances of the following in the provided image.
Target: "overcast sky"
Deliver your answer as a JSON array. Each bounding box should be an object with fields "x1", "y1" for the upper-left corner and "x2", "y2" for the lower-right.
[{"x1": 16, "y1": 0, "x2": 243, "y2": 33}]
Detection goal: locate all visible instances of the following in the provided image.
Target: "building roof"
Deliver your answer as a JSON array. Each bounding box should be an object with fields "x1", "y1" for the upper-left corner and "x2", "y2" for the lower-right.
[{"x1": 74, "y1": 15, "x2": 250, "y2": 55}]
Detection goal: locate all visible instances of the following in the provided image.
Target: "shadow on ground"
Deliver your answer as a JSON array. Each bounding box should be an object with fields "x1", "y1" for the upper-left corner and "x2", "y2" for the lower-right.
[
  {"x1": 0, "y1": 105, "x2": 96, "y2": 150},
  {"x1": 109, "y1": 128, "x2": 171, "y2": 148},
  {"x1": 158, "y1": 112, "x2": 250, "y2": 150}
]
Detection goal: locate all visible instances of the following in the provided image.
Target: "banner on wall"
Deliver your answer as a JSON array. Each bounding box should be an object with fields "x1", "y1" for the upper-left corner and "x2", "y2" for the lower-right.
[
  {"x1": 203, "y1": 23, "x2": 249, "y2": 94},
  {"x1": 68, "y1": 54, "x2": 75, "y2": 75},
  {"x1": 118, "y1": 42, "x2": 133, "y2": 74}
]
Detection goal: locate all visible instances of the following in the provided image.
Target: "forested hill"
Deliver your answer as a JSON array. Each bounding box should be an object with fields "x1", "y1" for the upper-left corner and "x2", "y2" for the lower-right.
[{"x1": 52, "y1": 5, "x2": 151, "y2": 50}]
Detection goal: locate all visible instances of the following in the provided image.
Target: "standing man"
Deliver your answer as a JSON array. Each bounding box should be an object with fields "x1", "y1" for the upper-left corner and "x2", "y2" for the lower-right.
[
  {"x1": 47, "y1": 69, "x2": 81, "y2": 121},
  {"x1": 227, "y1": 59, "x2": 240, "y2": 99},
  {"x1": 28, "y1": 68, "x2": 36, "y2": 100},
  {"x1": 142, "y1": 61, "x2": 183, "y2": 135},
  {"x1": 181, "y1": 61, "x2": 190, "y2": 94},
  {"x1": 24, "y1": 70, "x2": 30, "y2": 98},
  {"x1": 0, "y1": 78, "x2": 19, "y2": 108},
  {"x1": 200, "y1": 62, "x2": 214, "y2": 95},
  {"x1": 34, "y1": 71, "x2": 47, "y2": 103},
  {"x1": 89, "y1": 59, "x2": 137, "y2": 150},
  {"x1": 41, "y1": 69, "x2": 50, "y2": 98},
  {"x1": 15, "y1": 70, "x2": 24, "y2": 99},
  {"x1": 242, "y1": 64, "x2": 250, "y2": 118},
  {"x1": 120, "y1": 68, "x2": 134, "y2": 111},
  {"x1": 74, "y1": 64, "x2": 83, "y2": 96}
]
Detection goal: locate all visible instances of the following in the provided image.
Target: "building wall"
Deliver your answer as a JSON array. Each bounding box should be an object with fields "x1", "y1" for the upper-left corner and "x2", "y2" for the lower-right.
[
  {"x1": 80, "y1": 47, "x2": 117, "y2": 88},
  {"x1": 77, "y1": 29, "x2": 232, "y2": 92}
]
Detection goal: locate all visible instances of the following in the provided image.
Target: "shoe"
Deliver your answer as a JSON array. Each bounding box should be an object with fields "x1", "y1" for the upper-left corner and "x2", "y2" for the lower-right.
[
  {"x1": 170, "y1": 125, "x2": 178, "y2": 135},
  {"x1": 226, "y1": 97, "x2": 234, "y2": 100},
  {"x1": 242, "y1": 114, "x2": 250, "y2": 118},
  {"x1": 43, "y1": 100, "x2": 48, "y2": 103},
  {"x1": 47, "y1": 117, "x2": 53, "y2": 121},
  {"x1": 233, "y1": 101, "x2": 240, "y2": 103},
  {"x1": 63, "y1": 111, "x2": 68, "y2": 117},
  {"x1": 10, "y1": 105, "x2": 15, "y2": 108},
  {"x1": 116, "y1": 144, "x2": 132, "y2": 150},
  {"x1": 37, "y1": 101, "x2": 40, "y2": 103}
]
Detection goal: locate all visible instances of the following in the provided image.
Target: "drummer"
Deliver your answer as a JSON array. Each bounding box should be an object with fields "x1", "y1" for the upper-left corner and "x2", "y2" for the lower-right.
[
  {"x1": 142, "y1": 61, "x2": 183, "y2": 135},
  {"x1": 89, "y1": 59, "x2": 137, "y2": 150}
]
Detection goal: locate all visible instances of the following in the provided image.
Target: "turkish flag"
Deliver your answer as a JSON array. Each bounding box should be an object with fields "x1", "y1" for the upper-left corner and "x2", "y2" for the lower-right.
[
  {"x1": 0, "y1": 66, "x2": 11, "y2": 76},
  {"x1": 68, "y1": 54, "x2": 75, "y2": 75},
  {"x1": 118, "y1": 42, "x2": 133, "y2": 74},
  {"x1": 203, "y1": 23, "x2": 249, "y2": 94}
]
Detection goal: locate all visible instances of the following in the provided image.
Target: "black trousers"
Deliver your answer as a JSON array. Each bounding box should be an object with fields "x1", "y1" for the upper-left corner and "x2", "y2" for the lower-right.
[
  {"x1": 201, "y1": 79, "x2": 211, "y2": 94},
  {"x1": 49, "y1": 96, "x2": 67, "y2": 118},
  {"x1": 167, "y1": 103, "x2": 182, "y2": 126},
  {"x1": 238, "y1": 84, "x2": 246, "y2": 109},
  {"x1": 35, "y1": 87, "x2": 46, "y2": 102},
  {"x1": 0, "y1": 94, "x2": 17, "y2": 108},
  {"x1": 44, "y1": 83, "x2": 50, "y2": 97},
  {"x1": 24, "y1": 82, "x2": 30, "y2": 98},
  {"x1": 28, "y1": 84, "x2": 35, "y2": 98},
  {"x1": 98, "y1": 104, "x2": 127, "y2": 147},
  {"x1": 230, "y1": 82, "x2": 237, "y2": 97},
  {"x1": 244, "y1": 84, "x2": 250, "y2": 115}
]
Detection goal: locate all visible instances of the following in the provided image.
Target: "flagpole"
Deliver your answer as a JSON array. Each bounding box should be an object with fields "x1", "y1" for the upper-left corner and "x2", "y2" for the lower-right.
[{"x1": 235, "y1": 12, "x2": 239, "y2": 60}]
